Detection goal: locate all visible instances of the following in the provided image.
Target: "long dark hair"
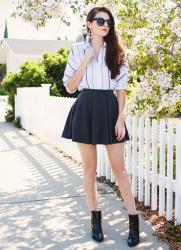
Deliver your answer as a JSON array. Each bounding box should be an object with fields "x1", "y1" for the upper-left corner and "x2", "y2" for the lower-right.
[{"x1": 86, "y1": 7, "x2": 126, "y2": 79}]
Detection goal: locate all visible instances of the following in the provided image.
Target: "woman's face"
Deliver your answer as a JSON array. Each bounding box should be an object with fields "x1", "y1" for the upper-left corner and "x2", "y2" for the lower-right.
[{"x1": 87, "y1": 11, "x2": 111, "y2": 38}]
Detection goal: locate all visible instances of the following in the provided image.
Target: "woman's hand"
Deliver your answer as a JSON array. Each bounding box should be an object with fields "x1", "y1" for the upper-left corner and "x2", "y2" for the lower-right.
[
  {"x1": 82, "y1": 48, "x2": 96, "y2": 68},
  {"x1": 84, "y1": 48, "x2": 97, "y2": 61},
  {"x1": 115, "y1": 114, "x2": 125, "y2": 141}
]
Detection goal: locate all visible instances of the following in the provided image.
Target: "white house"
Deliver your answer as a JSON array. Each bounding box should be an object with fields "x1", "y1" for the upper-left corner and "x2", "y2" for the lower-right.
[{"x1": 0, "y1": 38, "x2": 73, "y2": 73}]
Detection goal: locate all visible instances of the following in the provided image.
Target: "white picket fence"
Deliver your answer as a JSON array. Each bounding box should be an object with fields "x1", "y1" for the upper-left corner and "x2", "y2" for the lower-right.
[
  {"x1": 15, "y1": 85, "x2": 181, "y2": 225},
  {"x1": 97, "y1": 115, "x2": 181, "y2": 225}
]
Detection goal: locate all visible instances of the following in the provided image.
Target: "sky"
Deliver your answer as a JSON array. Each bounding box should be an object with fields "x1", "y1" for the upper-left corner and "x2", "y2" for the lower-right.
[{"x1": 0, "y1": 0, "x2": 83, "y2": 41}]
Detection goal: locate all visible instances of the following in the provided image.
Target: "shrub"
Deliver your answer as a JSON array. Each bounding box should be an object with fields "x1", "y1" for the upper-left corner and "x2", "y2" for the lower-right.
[
  {"x1": 0, "y1": 84, "x2": 7, "y2": 95},
  {"x1": 13, "y1": 116, "x2": 22, "y2": 128},
  {"x1": 2, "y1": 61, "x2": 48, "y2": 122},
  {"x1": 0, "y1": 64, "x2": 6, "y2": 83},
  {"x1": 41, "y1": 47, "x2": 79, "y2": 98},
  {"x1": 1, "y1": 46, "x2": 81, "y2": 124},
  {"x1": 5, "y1": 109, "x2": 14, "y2": 122}
]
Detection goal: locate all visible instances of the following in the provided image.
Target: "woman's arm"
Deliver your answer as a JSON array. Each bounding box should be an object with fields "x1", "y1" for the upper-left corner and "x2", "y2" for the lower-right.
[
  {"x1": 114, "y1": 60, "x2": 129, "y2": 140},
  {"x1": 115, "y1": 90, "x2": 127, "y2": 141},
  {"x1": 117, "y1": 89, "x2": 126, "y2": 120},
  {"x1": 63, "y1": 44, "x2": 95, "y2": 94},
  {"x1": 66, "y1": 55, "x2": 91, "y2": 93},
  {"x1": 115, "y1": 60, "x2": 129, "y2": 119}
]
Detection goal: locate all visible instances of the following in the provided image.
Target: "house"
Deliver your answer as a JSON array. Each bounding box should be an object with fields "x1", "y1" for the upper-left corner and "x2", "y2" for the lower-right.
[{"x1": 0, "y1": 38, "x2": 73, "y2": 73}]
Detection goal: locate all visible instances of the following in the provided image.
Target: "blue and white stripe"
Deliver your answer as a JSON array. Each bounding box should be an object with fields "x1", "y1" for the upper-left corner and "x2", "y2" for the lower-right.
[{"x1": 62, "y1": 39, "x2": 129, "y2": 94}]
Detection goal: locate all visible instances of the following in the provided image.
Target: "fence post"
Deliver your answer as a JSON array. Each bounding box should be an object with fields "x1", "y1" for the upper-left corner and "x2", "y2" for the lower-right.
[
  {"x1": 145, "y1": 117, "x2": 151, "y2": 206},
  {"x1": 151, "y1": 119, "x2": 158, "y2": 210},
  {"x1": 175, "y1": 124, "x2": 181, "y2": 225},
  {"x1": 138, "y1": 116, "x2": 144, "y2": 202},
  {"x1": 159, "y1": 119, "x2": 166, "y2": 216},
  {"x1": 132, "y1": 115, "x2": 137, "y2": 197},
  {"x1": 166, "y1": 122, "x2": 174, "y2": 221}
]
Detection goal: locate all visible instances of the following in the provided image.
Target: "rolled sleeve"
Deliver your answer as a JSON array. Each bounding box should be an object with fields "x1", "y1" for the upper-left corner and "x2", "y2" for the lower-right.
[
  {"x1": 114, "y1": 60, "x2": 129, "y2": 90},
  {"x1": 62, "y1": 43, "x2": 79, "y2": 94}
]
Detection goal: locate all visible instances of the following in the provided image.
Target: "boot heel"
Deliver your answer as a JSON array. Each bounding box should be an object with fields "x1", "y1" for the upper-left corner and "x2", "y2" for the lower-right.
[
  {"x1": 127, "y1": 214, "x2": 140, "y2": 247},
  {"x1": 91, "y1": 210, "x2": 104, "y2": 242}
]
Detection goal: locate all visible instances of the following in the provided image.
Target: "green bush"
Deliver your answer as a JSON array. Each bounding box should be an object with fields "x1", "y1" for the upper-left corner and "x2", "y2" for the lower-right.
[
  {"x1": 1, "y1": 46, "x2": 76, "y2": 124},
  {"x1": 18, "y1": 61, "x2": 47, "y2": 87},
  {"x1": 0, "y1": 84, "x2": 7, "y2": 95},
  {"x1": 2, "y1": 61, "x2": 48, "y2": 122},
  {"x1": 116, "y1": 0, "x2": 181, "y2": 119},
  {"x1": 41, "y1": 47, "x2": 79, "y2": 98},
  {"x1": 0, "y1": 64, "x2": 6, "y2": 83},
  {"x1": 13, "y1": 116, "x2": 22, "y2": 128},
  {"x1": 5, "y1": 109, "x2": 14, "y2": 123}
]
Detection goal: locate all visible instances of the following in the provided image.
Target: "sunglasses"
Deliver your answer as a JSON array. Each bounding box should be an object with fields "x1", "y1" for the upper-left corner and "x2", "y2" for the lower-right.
[{"x1": 92, "y1": 17, "x2": 112, "y2": 27}]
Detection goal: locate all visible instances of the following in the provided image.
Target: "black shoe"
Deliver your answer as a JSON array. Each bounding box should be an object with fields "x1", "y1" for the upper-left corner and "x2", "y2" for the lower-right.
[
  {"x1": 91, "y1": 210, "x2": 104, "y2": 242},
  {"x1": 127, "y1": 214, "x2": 140, "y2": 247}
]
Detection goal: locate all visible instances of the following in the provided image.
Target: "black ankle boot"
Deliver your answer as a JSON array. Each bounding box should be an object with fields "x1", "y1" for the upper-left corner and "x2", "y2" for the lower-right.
[
  {"x1": 127, "y1": 214, "x2": 140, "y2": 247},
  {"x1": 91, "y1": 210, "x2": 104, "y2": 242}
]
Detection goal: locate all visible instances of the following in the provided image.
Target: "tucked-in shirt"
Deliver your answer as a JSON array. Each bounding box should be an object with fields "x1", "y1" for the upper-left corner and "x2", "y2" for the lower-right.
[{"x1": 62, "y1": 39, "x2": 129, "y2": 94}]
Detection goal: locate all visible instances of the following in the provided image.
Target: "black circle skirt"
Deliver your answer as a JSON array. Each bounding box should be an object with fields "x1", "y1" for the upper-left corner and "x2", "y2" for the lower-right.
[{"x1": 61, "y1": 88, "x2": 130, "y2": 145}]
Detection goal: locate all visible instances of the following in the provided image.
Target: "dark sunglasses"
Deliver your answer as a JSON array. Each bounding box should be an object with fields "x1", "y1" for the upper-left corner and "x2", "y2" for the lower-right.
[{"x1": 92, "y1": 17, "x2": 112, "y2": 27}]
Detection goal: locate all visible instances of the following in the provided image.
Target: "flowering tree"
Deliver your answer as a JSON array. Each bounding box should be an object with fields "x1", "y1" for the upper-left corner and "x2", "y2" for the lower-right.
[
  {"x1": 11, "y1": 0, "x2": 181, "y2": 118},
  {"x1": 11, "y1": 0, "x2": 86, "y2": 29},
  {"x1": 115, "y1": 0, "x2": 181, "y2": 118},
  {"x1": 132, "y1": 70, "x2": 181, "y2": 117}
]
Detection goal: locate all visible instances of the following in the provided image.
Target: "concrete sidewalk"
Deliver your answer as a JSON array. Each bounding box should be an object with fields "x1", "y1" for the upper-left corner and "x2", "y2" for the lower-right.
[{"x1": 0, "y1": 98, "x2": 169, "y2": 250}]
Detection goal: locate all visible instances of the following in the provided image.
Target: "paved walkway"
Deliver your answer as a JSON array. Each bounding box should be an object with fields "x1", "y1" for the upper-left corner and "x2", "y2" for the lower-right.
[{"x1": 0, "y1": 96, "x2": 169, "y2": 250}]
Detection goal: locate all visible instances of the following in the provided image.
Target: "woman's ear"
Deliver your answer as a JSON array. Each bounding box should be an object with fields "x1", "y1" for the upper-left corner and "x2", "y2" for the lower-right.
[{"x1": 86, "y1": 20, "x2": 92, "y2": 30}]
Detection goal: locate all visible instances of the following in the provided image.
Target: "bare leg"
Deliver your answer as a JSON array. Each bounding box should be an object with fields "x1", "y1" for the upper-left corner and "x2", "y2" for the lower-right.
[
  {"x1": 76, "y1": 142, "x2": 98, "y2": 211},
  {"x1": 105, "y1": 142, "x2": 137, "y2": 214}
]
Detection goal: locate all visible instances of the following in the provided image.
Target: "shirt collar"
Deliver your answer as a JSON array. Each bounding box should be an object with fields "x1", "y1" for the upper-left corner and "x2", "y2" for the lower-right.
[{"x1": 83, "y1": 38, "x2": 107, "y2": 49}]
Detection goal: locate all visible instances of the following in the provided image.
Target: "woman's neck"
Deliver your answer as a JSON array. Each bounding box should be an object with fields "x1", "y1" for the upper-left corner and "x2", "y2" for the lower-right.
[{"x1": 89, "y1": 36, "x2": 104, "y2": 50}]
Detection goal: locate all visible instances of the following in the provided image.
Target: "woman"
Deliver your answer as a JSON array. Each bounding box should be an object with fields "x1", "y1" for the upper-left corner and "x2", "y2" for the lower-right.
[{"x1": 61, "y1": 6, "x2": 139, "y2": 247}]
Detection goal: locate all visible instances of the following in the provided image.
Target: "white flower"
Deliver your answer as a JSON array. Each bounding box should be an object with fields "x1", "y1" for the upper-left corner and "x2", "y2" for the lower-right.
[{"x1": 168, "y1": 17, "x2": 181, "y2": 38}]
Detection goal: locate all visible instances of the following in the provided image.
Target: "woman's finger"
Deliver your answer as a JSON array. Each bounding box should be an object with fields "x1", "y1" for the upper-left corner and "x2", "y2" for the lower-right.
[
  {"x1": 115, "y1": 124, "x2": 118, "y2": 136},
  {"x1": 117, "y1": 127, "x2": 122, "y2": 140},
  {"x1": 119, "y1": 127, "x2": 125, "y2": 140},
  {"x1": 118, "y1": 126, "x2": 125, "y2": 140}
]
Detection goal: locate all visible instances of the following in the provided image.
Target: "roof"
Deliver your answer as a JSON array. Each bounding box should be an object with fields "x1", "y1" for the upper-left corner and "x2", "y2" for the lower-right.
[
  {"x1": 0, "y1": 38, "x2": 73, "y2": 63},
  {"x1": 3, "y1": 38, "x2": 73, "y2": 55}
]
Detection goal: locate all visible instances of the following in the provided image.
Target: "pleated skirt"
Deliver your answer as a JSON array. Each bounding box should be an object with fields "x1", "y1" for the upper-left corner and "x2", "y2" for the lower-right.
[{"x1": 61, "y1": 88, "x2": 130, "y2": 145}]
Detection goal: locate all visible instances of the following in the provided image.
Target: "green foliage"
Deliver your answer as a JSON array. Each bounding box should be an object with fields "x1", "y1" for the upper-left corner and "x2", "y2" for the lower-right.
[
  {"x1": 3, "y1": 61, "x2": 47, "y2": 95},
  {"x1": 115, "y1": 0, "x2": 181, "y2": 118},
  {"x1": 18, "y1": 61, "x2": 47, "y2": 87},
  {"x1": 40, "y1": 49, "x2": 68, "y2": 96},
  {"x1": 3, "y1": 72, "x2": 21, "y2": 96},
  {"x1": 2, "y1": 61, "x2": 48, "y2": 122},
  {"x1": 41, "y1": 47, "x2": 79, "y2": 98},
  {"x1": 13, "y1": 116, "x2": 22, "y2": 128},
  {"x1": 0, "y1": 64, "x2": 6, "y2": 84},
  {"x1": 1, "y1": 46, "x2": 78, "y2": 123},
  {"x1": 165, "y1": 222, "x2": 181, "y2": 242},
  {"x1": 0, "y1": 84, "x2": 7, "y2": 95},
  {"x1": 5, "y1": 109, "x2": 14, "y2": 122}
]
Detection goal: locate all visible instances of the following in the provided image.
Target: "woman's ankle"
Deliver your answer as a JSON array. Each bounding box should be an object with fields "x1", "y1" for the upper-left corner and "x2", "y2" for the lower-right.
[{"x1": 127, "y1": 210, "x2": 138, "y2": 215}]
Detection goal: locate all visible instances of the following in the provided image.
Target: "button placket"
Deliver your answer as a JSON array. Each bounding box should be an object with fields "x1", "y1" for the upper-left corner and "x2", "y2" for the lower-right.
[{"x1": 94, "y1": 46, "x2": 103, "y2": 89}]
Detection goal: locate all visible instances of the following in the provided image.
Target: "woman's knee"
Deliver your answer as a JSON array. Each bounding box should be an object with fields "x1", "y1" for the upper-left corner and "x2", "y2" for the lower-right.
[
  {"x1": 112, "y1": 163, "x2": 128, "y2": 178},
  {"x1": 77, "y1": 143, "x2": 97, "y2": 169},
  {"x1": 77, "y1": 143, "x2": 97, "y2": 160},
  {"x1": 83, "y1": 164, "x2": 97, "y2": 177}
]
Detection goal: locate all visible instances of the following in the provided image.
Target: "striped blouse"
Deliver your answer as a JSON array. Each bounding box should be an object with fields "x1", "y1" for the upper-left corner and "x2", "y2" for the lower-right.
[{"x1": 62, "y1": 39, "x2": 129, "y2": 94}]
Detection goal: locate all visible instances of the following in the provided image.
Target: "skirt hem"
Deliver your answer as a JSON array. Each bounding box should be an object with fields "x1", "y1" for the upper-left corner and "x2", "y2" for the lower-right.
[{"x1": 61, "y1": 88, "x2": 130, "y2": 145}]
